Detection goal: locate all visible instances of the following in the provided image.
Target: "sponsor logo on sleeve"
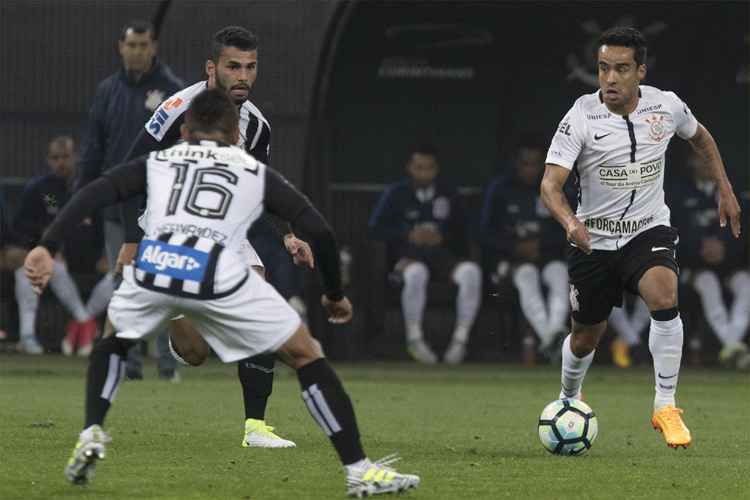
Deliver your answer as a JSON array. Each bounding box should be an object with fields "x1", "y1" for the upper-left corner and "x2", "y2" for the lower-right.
[
  {"x1": 557, "y1": 119, "x2": 572, "y2": 137},
  {"x1": 148, "y1": 108, "x2": 169, "y2": 136}
]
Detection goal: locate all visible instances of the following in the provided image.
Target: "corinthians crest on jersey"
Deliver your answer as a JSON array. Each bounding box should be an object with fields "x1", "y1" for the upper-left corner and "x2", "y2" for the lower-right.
[{"x1": 545, "y1": 85, "x2": 698, "y2": 250}]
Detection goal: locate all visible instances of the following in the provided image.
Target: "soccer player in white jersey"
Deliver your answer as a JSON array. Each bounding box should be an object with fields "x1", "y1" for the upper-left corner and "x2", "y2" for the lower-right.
[
  {"x1": 25, "y1": 89, "x2": 420, "y2": 497},
  {"x1": 120, "y1": 26, "x2": 312, "y2": 448},
  {"x1": 541, "y1": 27, "x2": 742, "y2": 448}
]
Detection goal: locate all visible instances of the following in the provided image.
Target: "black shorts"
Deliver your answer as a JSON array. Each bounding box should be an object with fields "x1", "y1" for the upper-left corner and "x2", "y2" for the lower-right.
[{"x1": 566, "y1": 225, "x2": 680, "y2": 325}]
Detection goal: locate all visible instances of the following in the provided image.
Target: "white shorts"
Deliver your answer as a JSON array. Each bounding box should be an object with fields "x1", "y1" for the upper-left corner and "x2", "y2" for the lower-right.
[
  {"x1": 109, "y1": 266, "x2": 300, "y2": 362},
  {"x1": 239, "y1": 239, "x2": 263, "y2": 269}
]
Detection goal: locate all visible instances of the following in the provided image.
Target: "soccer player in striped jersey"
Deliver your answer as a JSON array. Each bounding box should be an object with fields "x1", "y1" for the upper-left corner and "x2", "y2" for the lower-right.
[
  {"x1": 541, "y1": 26, "x2": 742, "y2": 449},
  {"x1": 119, "y1": 26, "x2": 311, "y2": 448},
  {"x1": 26, "y1": 88, "x2": 420, "y2": 497}
]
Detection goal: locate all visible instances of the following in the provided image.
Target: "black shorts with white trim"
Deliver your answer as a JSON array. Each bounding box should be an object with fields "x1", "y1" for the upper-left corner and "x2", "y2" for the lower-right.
[{"x1": 566, "y1": 225, "x2": 679, "y2": 325}]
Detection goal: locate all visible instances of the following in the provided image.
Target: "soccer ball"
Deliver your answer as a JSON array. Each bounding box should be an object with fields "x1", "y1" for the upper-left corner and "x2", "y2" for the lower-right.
[{"x1": 538, "y1": 399, "x2": 598, "y2": 456}]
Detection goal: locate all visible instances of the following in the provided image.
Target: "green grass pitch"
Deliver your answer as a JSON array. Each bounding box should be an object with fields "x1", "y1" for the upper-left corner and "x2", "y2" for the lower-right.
[{"x1": 1, "y1": 355, "x2": 748, "y2": 499}]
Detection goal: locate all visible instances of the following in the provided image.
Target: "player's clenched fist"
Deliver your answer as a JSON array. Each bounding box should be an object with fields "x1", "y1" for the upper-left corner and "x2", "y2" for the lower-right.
[
  {"x1": 717, "y1": 188, "x2": 742, "y2": 239},
  {"x1": 566, "y1": 219, "x2": 592, "y2": 255},
  {"x1": 284, "y1": 234, "x2": 315, "y2": 269},
  {"x1": 24, "y1": 246, "x2": 55, "y2": 294},
  {"x1": 321, "y1": 295, "x2": 353, "y2": 324}
]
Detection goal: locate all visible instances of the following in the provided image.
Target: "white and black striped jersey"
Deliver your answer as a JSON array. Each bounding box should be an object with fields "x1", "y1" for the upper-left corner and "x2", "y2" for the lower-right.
[
  {"x1": 40, "y1": 139, "x2": 345, "y2": 301},
  {"x1": 145, "y1": 81, "x2": 271, "y2": 163},
  {"x1": 546, "y1": 85, "x2": 698, "y2": 250},
  {"x1": 134, "y1": 141, "x2": 269, "y2": 297}
]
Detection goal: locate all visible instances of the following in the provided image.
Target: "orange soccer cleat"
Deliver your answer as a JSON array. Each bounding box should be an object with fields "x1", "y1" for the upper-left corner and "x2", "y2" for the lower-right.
[{"x1": 651, "y1": 405, "x2": 692, "y2": 449}]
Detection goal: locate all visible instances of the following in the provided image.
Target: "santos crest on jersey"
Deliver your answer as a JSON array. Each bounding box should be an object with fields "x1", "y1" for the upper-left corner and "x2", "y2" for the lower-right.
[
  {"x1": 135, "y1": 141, "x2": 268, "y2": 298},
  {"x1": 545, "y1": 85, "x2": 698, "y2": 250}
]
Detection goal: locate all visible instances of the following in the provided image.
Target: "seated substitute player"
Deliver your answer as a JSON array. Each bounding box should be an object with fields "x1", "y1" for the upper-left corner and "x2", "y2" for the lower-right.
[
  {"x1": 607, "y1": 292, "x2": 650, "y2": 368},
  {"x1": 672, "y1": 151, "x2": 750, "y2": 369},
  {"x1": 480, "y1": 134, "x2": 569, "y2": 357},
  {"x1": 117, "y1": 26, "x2": 314, "y2": 448},
  {"x1": 25, "y1": 89, "x2": 420, "y2": 497},
  {"x1": 7, "y1": 136, "x2": 113, "y2": 355},
  {"x1": 540, "y1": 27, "x2": 742, "y2": 448},
  {"x1": 369, "y1": 143, "x2": 482, "y2": 365}
]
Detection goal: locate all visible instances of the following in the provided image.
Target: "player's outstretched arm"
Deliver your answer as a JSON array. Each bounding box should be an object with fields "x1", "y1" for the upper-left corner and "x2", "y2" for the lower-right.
[
  {"x1": 264, "y1": 168, "x2": 348, "y2": 319},
  {"x1": 687, "y1": 124, "x2": 742, "y2": 238},
  {"x1": 23, "y1": 246, "x2": 54, "y2": 294},
  {"x1": 37, "y1": 160, "x2": 147, "y2": 258},
  {"x1": 541, "y1": 163, "x2": 591, "y2": 254}
]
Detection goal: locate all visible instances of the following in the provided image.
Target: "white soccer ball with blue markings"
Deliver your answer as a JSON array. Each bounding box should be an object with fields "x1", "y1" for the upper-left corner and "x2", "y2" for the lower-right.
[{"x1": 538, "y1": 399, "x2": 598, "y2": 455}]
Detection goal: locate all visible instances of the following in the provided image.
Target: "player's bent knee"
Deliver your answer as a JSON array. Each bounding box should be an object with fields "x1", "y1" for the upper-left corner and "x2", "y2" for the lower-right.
[
  {"x1": 276, "y1": 324, "x2": 324, "y2": 370},
  {"x1": 648, "y1": 293, "x2": 678, "y2": 311},
  {"x1": 169, "y1": 319, "x2": 210, "y2": 366},
  {"x1": 570, "y1": 320, "x2": 606, "y2": 355}
]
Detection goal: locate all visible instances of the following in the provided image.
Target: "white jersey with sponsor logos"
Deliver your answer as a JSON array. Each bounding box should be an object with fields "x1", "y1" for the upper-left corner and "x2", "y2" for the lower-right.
[
  {"x1": 145, "y1": 80, "x2": 271, "y2": 159},
  {"x1": 136, "y1": 141, "x2": 267, "y2": 297},
  {"x1": 546, "y1": 85, "x2": 698, "y2": 250}
]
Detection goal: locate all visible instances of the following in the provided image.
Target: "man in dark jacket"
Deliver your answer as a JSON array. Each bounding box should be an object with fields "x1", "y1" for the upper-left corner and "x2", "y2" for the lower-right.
[
  {"x1": 77, "y1": 20, "x2": 184, "y2": 379},
  {"x1": 672, "y1": 151, "x2": 750, "y2": 369},
  {"x1": 10, "y1": 136, "x2": 112, "y2": 355},
  {"x1": 480, "y1": 136, "x2": 569, "y2": 355},
  {"x1": 369, "y1": 144, "x2": 482, "y2": 364}
]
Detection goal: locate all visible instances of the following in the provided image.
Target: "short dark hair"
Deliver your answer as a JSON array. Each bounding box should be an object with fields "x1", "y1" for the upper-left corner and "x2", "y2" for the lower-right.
[
  {"x1": 410, "y1": 143, "x2": 438, "y2": 158},
  {"x1": 185, "y1": 89, "x2": 239, "y2": 138},
  {"x1": 514, "y1": 132, "x2": 545, "y2": 154},
  {"x1": 598, "y1": 26, "x2": 648, "y2": 66},
  {"x1": 48, "y1": 135, "x2": 74, "y2": 150},
  {"x1": 211, "y1": 26, "x2": 258, "y2": 61},
  {"x1": 120, "y1": 20, "x2": 154, "y2": 41}
]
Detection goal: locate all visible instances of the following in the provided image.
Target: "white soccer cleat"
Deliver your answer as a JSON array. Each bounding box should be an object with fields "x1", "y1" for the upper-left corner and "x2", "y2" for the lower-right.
[
  {"x1": 443, "y1": 341, "x2": 467, "y2": 365},
  {"x1": 346, "y1": 454, "x2": 420, "y2": 498},
  {"x1": 242, "y1": 419, "x2": 296, "y2": 448},
  {"x1": 65, "y1": 425, "x2": 111, "y2": 485},
  {"x1": 407, "y1": 339, "x2": 438, "y2": 364},
  {"x1": 19, "y1": 338, "x2": 44, "y2": 355},
  {"x1": 719, "y1": 342, "x2": 750, "y2": 370}
]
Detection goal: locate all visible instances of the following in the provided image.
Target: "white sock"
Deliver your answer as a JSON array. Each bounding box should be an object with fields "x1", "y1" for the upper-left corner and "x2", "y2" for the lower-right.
[
  {"x1": 344, "y1": 458, "x2": 371, "y2": 474},
  {"x1": 85, "y1": 273, "x2": 116, "y2": 318},
  {"x1": 14, "y1": 267, "x2": 39, "y2": 341},
  {"x1": 609, "y1": 306, "x2": 640, "y2": 346},
  {"x1": 541, "y1": 261, "x2": 569, "y2": 336},
  {"x1": 630, "y1": 297, "x2": 650, "y2": 343},
  {"x1": 451, "y1": 325, "x2": 470, "y2": 344},
  {"x1": 49, "y1": 261, "x2": 90, "y2": 321},
  {"x1": 694, "y1": 271, "x2": 731, "y2": 345},
  {"x1": 401, "y1": 262, "x2": 429, "y2": 342},
  {"x1": 452, "y1": 261, "x2": 481, "y2": 336},
  {"x1": 728, "y1": 271, "x2": 750, "y2": 344},
  {"x1": 649, "y1": 313, "x2": 684, "y2": 410},
  {"x1": 513, "y1": 264, "x2": 548, "y2": 341},
  {"x1": 559, "y1": 334, "x2": 594, "y2": 399}
]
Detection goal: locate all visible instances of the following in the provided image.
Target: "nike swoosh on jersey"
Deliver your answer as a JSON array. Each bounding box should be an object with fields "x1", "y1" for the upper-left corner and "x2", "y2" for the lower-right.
[
  {"x1": 651, "y1": 246, "x2": 670, "y2": 252},
  {"x1": 594, "y1": 132, "x2": 612, "y2": 140}
]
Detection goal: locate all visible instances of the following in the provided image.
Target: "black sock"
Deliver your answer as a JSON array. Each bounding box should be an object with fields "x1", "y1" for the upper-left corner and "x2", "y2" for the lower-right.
[
  {"x1": 84, "y1": 336, "x2": 134, "y2": 429},
  {"x1": 297, "y1": 358, "x2": 365, "y2": 465},
  {"x1": 238, "y1": 353, "x2": 275, "y2": 420}
]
